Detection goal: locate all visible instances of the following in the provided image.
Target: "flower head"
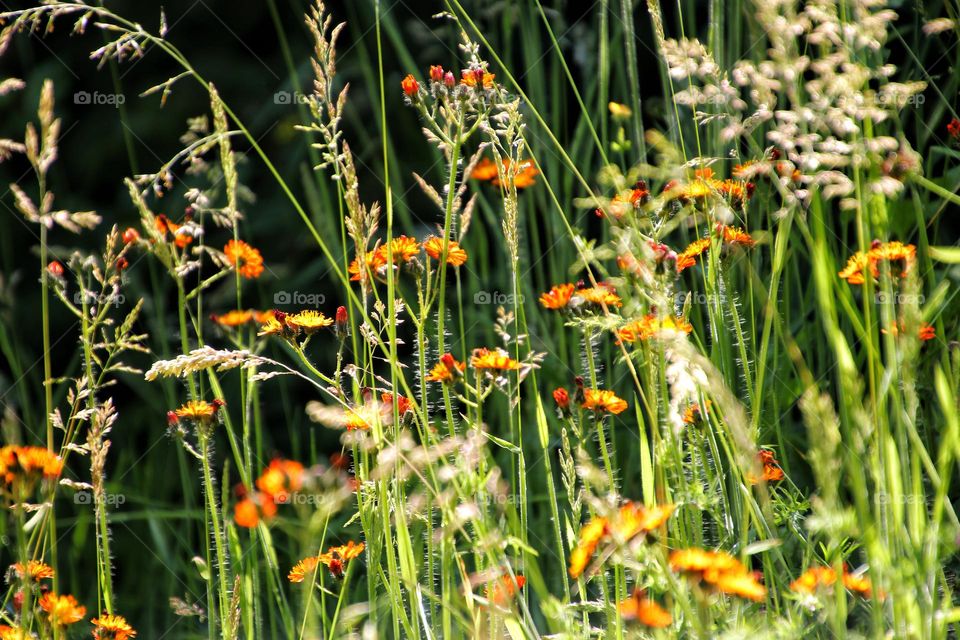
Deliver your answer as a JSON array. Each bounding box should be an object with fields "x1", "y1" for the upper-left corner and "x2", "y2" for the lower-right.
[
  {"x1": 233, "y1": 494, "x2": 277, "y2": 528},
  {"x1": 485, "y1": 574, "x2": 526, "y2": 608},
  {"x1": 426, "y1": 353, "x2": 466, "y2": 383},
  {"x1": 1, "y1": 445, "x2": 63, "y2": 488},
  {"x1": 670, "y1": 548, "x2": 766, "y2": 602},
  {"x1": 618, "y1": 314, "x2": 693, "y2": 343},
  {"x1": 174, "y1": 399, "x2": 224, "y2": 424},
  {"x1": 286, "y1": 310, "x2": 333, "y2": 334},
  {"x1": 471, "y1": 348, "x2": 521, "y2": 371},
  {"x1": 460, "y1": 68, "x2": 495, "y2": 88},
  {"x1": 423, "y1": 237, "x2": 468, "y2": 266},
  {"x1": 619, "y1": 590, "x2": 672, "y2": 628},
  {"x1": 91, "y1": 614, "x2": 137, "y2": 639},
  {"x1": 568, "y1": 517, "x2": 608, "y2": 578},
  {"x1": 39, "y1": 593, "x2": 86, "y2": 627},
  {"x1": 349, "y1": 249, "x2": 386, "y2": 283},
  {"x1": 581, "y1": 389, "x2": 628, "y2": 414},
  {"x1": 318, "y1": 541, "x2": 365, "y2": 579},
  {"x1": 288, "y1": 556, "x2": 321, "y2": 583},
  {"x1": 552, "y1": 387, "x2": 570, "y2": 411},
  {"x1": 539, "y1": 284, "x2": 575, "y2": 310},
  {"x1": 839, "y1": 241, "x2": 916, "y2": 284},
  {"x1": 608, "y1": 102, "x2": 632, "y2": 119},
  {"x1": 224, "y1": 240, "x2": 264, "y2": 279},
  {"x1": 576, "y1": 285, "x2": 622, "y2": 308},
  {"x1": 401, "y1": 74, "x2": 419, "y2": 97},
  {"x1": 682, "y1": 400, "x2": 711, "y2": 426},
  {"x1": 380, "y1": 235, "x2": 420, "y2": 264},
  {"x1": 256, "y1": 459, "x2": 305, "y2": 503},
  {"x1": 11, "y1": 560, "x2": 55, "y2": 582}
]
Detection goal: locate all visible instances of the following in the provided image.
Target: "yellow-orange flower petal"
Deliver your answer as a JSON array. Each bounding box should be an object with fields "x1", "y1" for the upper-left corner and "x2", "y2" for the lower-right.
[
  {"x1": 224, "y1": 240, "x2": 265, "y2": 279},
  {"x1": 539, "y1": 283, "x2": 575, "y2": 310},
  {"x1": 581, "y1": 389, "x2": 628, "y2": 414},
  {"x1": 423, "y1": 236, "x2": 468, "y2": 266},
  {"x1": 91, "y1": 614, "x2": 137, "y2": 640}
]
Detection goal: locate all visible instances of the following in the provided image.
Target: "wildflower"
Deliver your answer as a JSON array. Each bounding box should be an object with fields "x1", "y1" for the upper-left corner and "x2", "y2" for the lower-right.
[
  {"x1": 429, "y1": 65, "x2": 444, "y2": 83},
  {"x1": 39, "y1": 593, "x2": 86, "y2": 627},
  {"x1": 257, "y1": 314, "x2": 286, "y2": 337},
  {"x1": 608, "y1": 102, "x2": 632, "y2": 119},
  {"x1": 539, "y1": 283, "x2": 575, "y2": 310},
  {"x1": 224, "y1": 240, "x2": 265, "y2": 279},
  {"x1": 47, "y1": 261, "x2": 64, "y2": 278},
  {"x1": 471, "y1": 348, "x2": 522, "y2": 371},
  {"x1": 718, "y1": 225, "x2": 755, "y2": 247},
  {"x1": 348, "y1": 249, "x2": 386, "y2": 283},
  {"x1": 595, "y1": 182, "x2": 649, "y2": 219},
  {"x1": 256, "y1": 459, "x2": 305, "y2": 504},
  {"x1": 608, "y1": 502, "x2": 674, "y2": 540},
  {"x1": 460, "y1": 68, "x2": 495, "y2": 88},
  {"x1": 568, "y1": 517, "x2": 608, "y2": 578},
  {"x1": 423, "y1": 236, "x2": 468, "y2": 266},
  {"x1": 286, "y1": 310, "x2": 333, "y2": 334},
  {"x1": 949, "y1": 118, "x2": 960, "y2": 139},
  {"x1": 288, "y1": 555, "x2": 322, "y2": 583},
  {"x1": 174, "y1": 399, "x2": 225, "y2": 424},
  {"x1": 881, "y1": 322, "x2": 936, "y2": 341},
  {"x1": 11, "y1": 560, "x2": 55, "y2": 582},
  {"x1": 470, "y1": 157, "x2": 500, "y2": 181},
  {"x1": 233, "y1": 494, "x2": 277, "y2": 528},
  {"x1": 318, "y1": 541, "x2": 365, "y2": 579},
  {"x1": 492, "y1": 160, "x2": 539, "y2": 189},
  {"x1": 155, "y1": 215, "x2": 194, "y2": 248},
  {"x1": 0, "y1": 626, "x2": 27, "y2": 640},
  {"x1": 401, "y1": 74, "x2": 419, "y2": 97},
  {"x1": 0, "y1": 445, "x2": 63, "y2": 486},
  {"x1": 115, "y1": 257, "x2": 129, "y2": 272},
  {"x1": 122, "y1": 227, "x2": 140, "y2": 244},
  {"x1": 670, "y1": 548, "x2": 766, "y2": 602},
  {"x1": 677, "y1": 238, "x2": 711, "y2": 272},
  {"x1": 426, "y1": 353, "x2": 466, "y2": 383},
  {"x1": 576, "y1": 285, "x2": 622, "y2": 308},
  {"x1": 618, "y1": 314, "x2": 693, "y2": 343},
  {"x1": 581, "y1": 389, "x2": 628, "y2": 414},
  {"x1": 839, "y1": 241, "x2": 916, "y2": 284},
  {"x1": 552, "y1": 387, "x2": 570, "y2": 411},
  {"x1": 91, "y1": 614, "x2": 137, "y2": 639},
  {"x1": 619, "y1": 590, "x2": 672, "y2": 628},
  {"x1": 682, "y1": 400, "x2": 711, "y2": 426},
  {"x1": 838, "y1": 251, "x2": 871, "y2": 285},
  {"x1": 748, "y1": 449, "x2": 784, "y2": 484},
  {"x1": 790, "y1": 564, "x2": 876, "y2": 598},
  {"x1": 210, "y1": 310, "x2": 254, "y2": 327},
  {"x1": 486, "y1": 574, "x2": 526, "y2": 607},
  {"x1": 381, "y1": 393, "x2": 414, "y2": 417},
  {"x1": 380, "y1": 235, "x2": 420, "y2": 264}
]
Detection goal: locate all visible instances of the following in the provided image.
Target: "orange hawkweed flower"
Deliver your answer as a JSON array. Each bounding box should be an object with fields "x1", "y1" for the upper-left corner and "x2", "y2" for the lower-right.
[
  {"x1": 568, "y1": 517, "x2": 608, "y2": 578},
  {"x1": 619, "y1": 590, "x2": 672, "y2": 628},
  {"x1": 39, "y1": 593, "x2": 86, "y2": 627},
  {"x1": 256, "y1": 459, "x2": 305, "y2": 504},
  {"x1": 154, "y1": 214, "x2": 193, "y2": 247},
  {"x1": 839, "y1": 241, "x2": 916, "y2": 284},
  {"x1": 710, "y1": 570, "x2": 767, "y2": 601},
  {"x1": 790, "y1": 564, "x2": 876, "y2": 598},
  {"x1": 257, "y1": 314, "x2": 286, "y2": 337},
  {"x1": 460, "y1": 68, "x2": 495, "y2": 88},
  {"x1": 491, "y1": 160, "x2": 539, "y2": 189},
  {"x1": 608, "y1": 502, "x2": 674, "y2": 541},
  {"x1": 380, "y1": 235, "x2": 420, "y2": 264},
  {"x1": 682, "y1": 400, "x2": 711, "y2": 426},
  {"x1": 348, "y1": 249, "x2": 386, "y2": 283},
  {"x1": 486, "y1": 574, "x2": 526, "y2": 607},
  {"x1": 617, "y1": 314, "x2": 693, "y2": 343},
  {"x1": 318, "y1": 541, "x2": 365, "y2": 579},
  {"x1": 426, "y1": 353, "x2": 466, "y2": 383},
  {"x1": 670, "y1": 548, "x2": 766, "y2": 601},
  {"x1": 0, "y1": 626, "x2": 27, "y2": 640},
  {"x1": 581, "y1": 389, "x2": 628, "y2": 414},
  {"x1": 423, "y1": 236, "x2": 468, "y2": 266},
  {"x1": 233, "y1": 493, "x2": 277, "y2": 528},
  {"x1": 539, "y1": 284, "x2": 575, "y2": 310},
  {"x1": 470, "y1": 157, "x2": 500, "y2": 181},
  {"x1": 748, "y1": 449, "x2": 784, "y2": 484},
  {"x1": 552, "y1": 387, "x2": 570, "y2": 411},
  {"x1": 286, "y1": 310, "x2": 333, "y2": 333},
  {"x1": 288, "y1": 556, "x2": 321, "y2": 583},
  {"x1": 718, "y1": 225, "x2": 755, "y2": 247},
  {"x1": 210, "y1": 310, "x2": 254, "y2": 327},
  {"x1": 677, "y1": 238, "x2": 711, "y2": 272},
  {"x1": 838, "y1": 251, "x2": 871, "y2": 285},
  {"x1": 401, "y1": 74, "x2": 419, "y2": 96},
  {"x1": 881, "y1": 322, "x2": 936, "y2": 341},
  {"x1": 12, "y1": 560, "x2": 55, "y2": 582},
  {"x1": 576, "y1": 285, "x2": 622, "y2": 308},
  {"x1": 174, "y1": 400, "x2": 224, "y2": 424},
  {"x1": 1, "y1": 446, "x2": 63, "y2": 492},
  {"x1": 91, "y1": 614, "x2": 137, "y2": 639},
  {"x1": 471, "y1": 348, "x2": 522, "y2": 371},
  {"x1": 224, "y1": 240, "x2": 265, "y2": 279}
]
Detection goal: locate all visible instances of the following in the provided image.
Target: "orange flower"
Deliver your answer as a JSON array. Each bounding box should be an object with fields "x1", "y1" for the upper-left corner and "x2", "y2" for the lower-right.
[
  {"x1": 839, "y1": 241, "x2": 916, "y2": 284},
  {"x1": 224, "y1": 240, "x2": 264, "y2": 279},
  {"x1": 492, "y1": 160, "x2": 539, "y2": 189},
  {"x1": 348, "y1": 249, "x2": 386, "y2": 283},
  {"x1": 748, "y1": 449, "x2": 784, "y2": 484},
  {"x1": 380, "y1": 235, "x2": 420, "y2": 264},
  {"x1": 91, "y1": 614, "x2": 137, "y2": 639},
  {"x1": 710, "y1": 570, "x2": 767, "y2": 601},
  {"x1": 318, "y1": 541, "x2": 365, "y2": 579},
  {"x1": 174, "y1": 399, "x2": 224, "y2": 424},
  {"x1": 285, "y1": 310, "x2": 333, "y2": 334},
  {"x1": 789, "y1": 566, "x2": 838, "y2": 594},
  {"x1": 256, "y1": 459, "x2": 305, "y2": 504},
  {"x1": 682, "y1": 400, "x2": 711, "y2": 426},
  {"x1": 39, "y1": 593, "x2": 86, "y2": 627},
  {"x1": 426, "y1": 353, "x2": 466, "y2": 383},
  {"x1": 401, "y1": 74, "x2": 419, "y2": 96},
  {"x1": 470, "y1": 157, "x2": 500, "y2": 181},
  {"x1": 842, "y1": 572, "x2": 875, "y2": 597},
  {"x1": 608, "y1": 502, "x2": 674, "y2": 540},
  {"x1": 552, "y1": 387, "x2": 570, "y2": 411},
  {"x1": 0, "y1": 626, "x2": 27, "y2": 640},
  {"x1": 154, "y1": 214, "x2": 193, "y2": 247},
  {"x1": 471, "y1": 348, "x2": 521, "y2": 371},
  {"x1": 539, "y1": 284, "x2": 575, "y2": 310},
  {"x1": 619, "y1": 590, "x2": 672, "y2": 628},
  {"x1": 576, "y1": 285, "x2": 622, "y2": 308},
  {"x1": 670, "y1": 548, "x2": 766, "y2": 601},
  {"x1": 581, "y1": 389, "x2": 628, "y2": 414},
  {"x1": 486, "y1": 574, "x2": 526, "y2": 607},
  {"x1": 838, "y1": 251, "x2": 871, "y2": 285},
  {"x1": 718, "y1": 225, "x2": 755, "y2": 247},
  {"x1": 233, "y1": 494, "x2": 277, "y2": 528},
  {"x1": 568, "y1": 517, "x2": 608, "y2": 578},
  {"x1": 460, "y1": 68, "x2": 495, "y2": 88},
  {"x1": 0, "y1": 445, "x2": 63, "y2": 486},
  {"x1": 381, "y1": 393, "x2": 414, "y2": 417},
  {"x1": 288, "y1": 556, "x2": 321, "y2": 583},
  {"x1": 423, "y1": 236, "x2": 468, "y2": 266},
  {"x1": 676, "y1": 238, "x2": 711, "y2": 272},
  {"x1": 257, "y1": 314, "x2": 286, "y2": 337},
  {"x1": 210, "y1": 310, "x2": 254, "y2": 327},
  {"x1": 617, "y1": 314, "x2": 693, "y2": 343},
  {"x1": 882, "y1": 322, "x2": 935, "y2": 341},
  {"x1": 12, "y1": 560, "x2": 55, "y2": 582}
]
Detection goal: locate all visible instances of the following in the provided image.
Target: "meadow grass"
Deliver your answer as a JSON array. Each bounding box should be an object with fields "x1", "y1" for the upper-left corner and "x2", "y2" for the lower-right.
[{"x1": 0, "y1": 0, "x2": 959, "y2": 638}]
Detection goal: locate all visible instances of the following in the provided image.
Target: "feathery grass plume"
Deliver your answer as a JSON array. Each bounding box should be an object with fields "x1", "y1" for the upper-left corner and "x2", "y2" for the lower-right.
[{"x1": 144, "y1": 347, "x2": 262, "y2": 381}]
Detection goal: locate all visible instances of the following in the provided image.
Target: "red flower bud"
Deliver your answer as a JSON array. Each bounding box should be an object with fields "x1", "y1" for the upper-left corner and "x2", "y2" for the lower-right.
[
  {"x1": 443, "y1": 72, "x2": 456, "y2": 88},
  {"x1": 401, "y1": 74, "x2": 419, "y2": 97},
  {"x1": 47, "y1": 261, "x2": 64, "y2": 278},
  {"x1": 116, "y1": 257, "x2": 129, "y2": 272},
  {"x1": 166, "y1": 411, "x2": 179, "y2": 426},
  {"x1": 211, "y1": 399, "x2": 226, "y2": 410},
  {"x1": 122, "y1": 227, "x2": 140, "y2": 244},
  {"x1": 429, "y1": 65, "x2": 444, "y2": 83},
  {"x1": 552, "y1": 387, "x2": 570, "y2": 411}
]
